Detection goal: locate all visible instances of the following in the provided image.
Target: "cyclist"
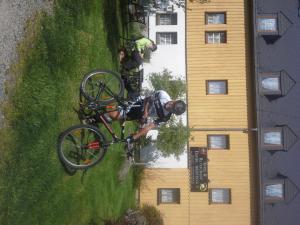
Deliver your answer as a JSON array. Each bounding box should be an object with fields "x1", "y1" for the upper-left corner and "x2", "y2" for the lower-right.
[
  {"x1": 106, "y1": 90, "x2": 186, "y2": 143},
  {"x1": 119, "y1": 37, "x2": 157, "y2": 71}
]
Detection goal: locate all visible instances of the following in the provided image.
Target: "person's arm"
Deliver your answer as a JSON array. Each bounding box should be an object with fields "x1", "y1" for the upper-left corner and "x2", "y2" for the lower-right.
[
  {"x1": 142, "y1": 97, "x2": 151, "y2": 119},
  {"x1": 132, "y1": 122, "x2": 156, "y2": 140}
]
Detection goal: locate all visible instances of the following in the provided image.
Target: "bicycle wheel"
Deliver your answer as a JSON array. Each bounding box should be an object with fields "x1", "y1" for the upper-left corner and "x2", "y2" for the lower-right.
[
  {"x1": 57, "y1": 124, "x2": 108, "y2": 169},
  {"x1": 80, "y1": 69, "x2": 124, "y2": 103}
]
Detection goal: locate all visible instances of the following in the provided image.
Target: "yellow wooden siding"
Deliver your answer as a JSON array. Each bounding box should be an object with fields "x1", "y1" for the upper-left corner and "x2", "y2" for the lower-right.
[
  {"x1": 187, "y1": 0, "x2": 255, "y2": 225},
  {"x1": 139, "y1": 169, "x2": 190, "y2": 225},
  {"x1": 189, "y1": 131, "x2": 252, "y2": 225}
]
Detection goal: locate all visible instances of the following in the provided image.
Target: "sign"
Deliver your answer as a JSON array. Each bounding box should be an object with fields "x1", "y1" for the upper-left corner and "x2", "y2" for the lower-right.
[{"x1": 189, "y1": 147, "x2": 208, "y2": 192}]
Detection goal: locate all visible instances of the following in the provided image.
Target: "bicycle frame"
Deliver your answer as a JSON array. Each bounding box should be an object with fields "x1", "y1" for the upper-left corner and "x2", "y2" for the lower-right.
[{"x1": 81, "y1": 80, "x2": 141, "y2": 146}]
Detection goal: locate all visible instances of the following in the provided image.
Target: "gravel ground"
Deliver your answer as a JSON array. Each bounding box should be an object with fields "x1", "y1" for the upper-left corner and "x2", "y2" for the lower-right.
[{"x1": 0, "y1": 0, "x2": 53, "y2": 127}]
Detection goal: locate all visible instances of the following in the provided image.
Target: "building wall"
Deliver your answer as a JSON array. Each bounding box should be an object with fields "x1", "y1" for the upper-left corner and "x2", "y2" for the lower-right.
[
  {"x1": 187, "y1": 0, "x2": 255, "y2": 225},
  {"x1": 139, "y1": 168, "x2": 190, "y2": 225},
  {"x1": 140, "y1": 1, "x2": 257, "y2": 225},
  {"x1": 253, "y1": 0, "x2": 300, "y2": 224},
  {"x1": 144, "y1": 5, "x2": 186, "y2": 78}
]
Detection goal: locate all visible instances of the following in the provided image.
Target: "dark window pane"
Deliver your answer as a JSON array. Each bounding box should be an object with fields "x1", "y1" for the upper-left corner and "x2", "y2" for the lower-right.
[
  {"x1": 261, "y1": 77, "x2": 280, "y2": 91},
  {"x1": 266, "y1": 184, "x2": 283, "y2": 198},
  {"x1": 207, "y1": 80, "x2": 228, "y2": 94},
  {"x1": 156, "y1": 13, "x2": 177, "y2": 25},
  {"x1": 208, "y1": 135, "x2": 229, "y2": 149},
  {"x1": 258, "y1": 18, "x2": 277, "y2": 32},
  {"x1": 209, "y1": 188, "x2": 231, "y2": 204},
  {"x1": 264, "y1": 131, "x2": 282, "y2": 145},
  {"x1": 205, "y1": 31, "x2": 227, "y2": 44},
  {"x1": 156, "y1": 32, "x2": 177, "y2": 45},
  {"x1": 158, "y1": 188, "x2": 180, "y2": 204},
  {"x1": 206, "y1": 13, "x2": 226, "y2": 24}
]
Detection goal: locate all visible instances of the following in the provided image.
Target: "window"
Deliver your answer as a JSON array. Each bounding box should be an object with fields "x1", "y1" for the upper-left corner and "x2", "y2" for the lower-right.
[
  {"x1": 257, "y1": 15, "x2": 278, "y2": 33},
  {"x1": 156, "y1": 13, "x2": 177, "y2": 25},
  {"x1": 207, "y1": 135, "x2": 230, "y2": 150},
  {"x1": 265, "y1": 180, "x2": 284, "y2": 203},
  {"x1": 205, "y1": 31, "x2": 227, "y2": 44},
  {"x1": 206, "y1": 80, "x2": 228, "y2": 95},
  {"x1": 209, "y1": 188, "x2": 231, "y2": 204},
  {"x1": 259, "y1": 73, "x2": 282, "y2": 95},
  {"x1": 263, "y1": 129, "x2": 283, "y2": 146},
  {"x1": 262, "y1": 126, "x2": 297, "y2": 151},
  {"x1": 205, "y1": 12, "x2": 226, "y2": 24},
  {"x1": 262, "y1": 127, "x2": 284, "y2": 150},
  {"x1": 262, "y1": 78, "x2": 280, "y2": 91},
  {"x1": 264, "y1": 131, "x2": 282, "y2": 145},
  {"x1": 156, "y1": 32, "x2": 177, "y2": 45},
  {"x1": 157, "y1": 188, "x2": 180, "y2": 204}
]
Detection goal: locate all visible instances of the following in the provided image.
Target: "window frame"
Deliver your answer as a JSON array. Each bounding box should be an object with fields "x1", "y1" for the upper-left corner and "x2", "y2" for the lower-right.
[
  {"x1": 206, "y1": 80, "x2": 228, "y2": 95},
  {"x1": 259, "y1": 72, "x2": 282, "y2": 95},
  {"x1": 205, "y1": 12, "x2": 227, "y2": 25},
  {"x1": 205, "y1": 31, "x2": 227, "y2": 44},
  {"x1": 157, "y1": 188, "x2": 180, "y2": 205},
  {"x1": 262, "y1": 127, "x2": 284, "y2": 150},
  {"x1": 156, "y1": 13, "x2": 178, "y2": 25},
  {"x1": 207, "y1": 135, "x2": 230, "y2": 150},
  {"x1": 209, "y1": 188, "x2": 231, "y2": 204},
  {"x1": 156, "y1": 32, "x2": 178, "y2": 45},
  {"x1": 257, "y1": 14, "x2": 278, "y2": 34},
  {"x1": 264, "y1": 180, "x2": 285, "y2": 203}
]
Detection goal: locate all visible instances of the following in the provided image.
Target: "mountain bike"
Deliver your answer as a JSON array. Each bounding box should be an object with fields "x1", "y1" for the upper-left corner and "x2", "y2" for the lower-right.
[{"x1": 57, "y1": 69, "x2": 142, "y2": 170}]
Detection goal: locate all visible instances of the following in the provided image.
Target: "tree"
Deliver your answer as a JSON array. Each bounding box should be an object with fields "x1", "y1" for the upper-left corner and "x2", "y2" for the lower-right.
[
  {"x1": 156, "y1": 118, "x2": 190, "y2": 159},
  {"x1": 149, "y1": 69, "x2": 186, "y2": 99},
  {"x1": 146, "y1": 69, "x2": 189, "y2": 158}
]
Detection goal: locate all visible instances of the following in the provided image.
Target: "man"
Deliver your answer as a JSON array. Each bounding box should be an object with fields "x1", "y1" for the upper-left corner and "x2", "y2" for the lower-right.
[
  {"x1": 106, "y1": 90, "x2": 186, "y2": 143},
  {"x1": 119, "y1": 37, "x2": 157, "y2": 71}
]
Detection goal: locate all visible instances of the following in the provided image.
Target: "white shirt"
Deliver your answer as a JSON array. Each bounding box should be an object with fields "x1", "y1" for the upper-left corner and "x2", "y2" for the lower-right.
[{"x1": 148, "y1": 90, "x2": 171, "y2": 119}]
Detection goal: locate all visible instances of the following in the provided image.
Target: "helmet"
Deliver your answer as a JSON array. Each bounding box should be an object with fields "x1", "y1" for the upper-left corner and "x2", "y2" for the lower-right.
[
  {"x1": 173, "y1": 100, "x2": 186, "y2": 115},
  {"x1": 149, "y1": 41, "x2": 157, "y2": 52}
]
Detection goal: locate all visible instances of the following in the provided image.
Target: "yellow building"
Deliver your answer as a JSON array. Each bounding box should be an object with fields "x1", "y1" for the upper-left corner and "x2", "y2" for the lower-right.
[{"x1": 140, "y1": 0, "x2": 257, "y2": 224}]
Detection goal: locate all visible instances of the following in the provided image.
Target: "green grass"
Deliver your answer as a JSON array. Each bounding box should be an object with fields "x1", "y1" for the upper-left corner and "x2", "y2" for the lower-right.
[{"x1": 0, "y1": 0, "x2": 137, "y2": 224}]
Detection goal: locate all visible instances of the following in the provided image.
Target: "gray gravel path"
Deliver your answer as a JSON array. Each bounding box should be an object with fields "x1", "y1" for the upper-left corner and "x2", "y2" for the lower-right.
[{"x1": 0, "y1": 0, "x2": 53, "y2": 127}]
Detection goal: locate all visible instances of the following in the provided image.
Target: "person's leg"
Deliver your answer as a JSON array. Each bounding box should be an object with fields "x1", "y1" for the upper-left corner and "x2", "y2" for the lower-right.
[
  {"x1": 125, "y1": 101, "x2": 144, "y2": 120},
  {"x1": 107, "y1": 111, "x2": 121, "y2": 120}
]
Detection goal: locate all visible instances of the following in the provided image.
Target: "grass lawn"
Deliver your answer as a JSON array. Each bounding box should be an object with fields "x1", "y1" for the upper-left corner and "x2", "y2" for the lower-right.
[{"x1": 0, "y1": 0, "x2": 138, "y2": 224}]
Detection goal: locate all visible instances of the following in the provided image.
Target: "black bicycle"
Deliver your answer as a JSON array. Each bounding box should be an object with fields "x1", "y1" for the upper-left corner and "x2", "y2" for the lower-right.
[{"x1": 57, "y1": 69, "x2": 141, "y2": 170}]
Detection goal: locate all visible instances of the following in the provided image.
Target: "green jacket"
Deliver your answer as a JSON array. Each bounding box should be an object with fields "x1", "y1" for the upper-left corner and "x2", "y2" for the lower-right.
[{"x1": 135, "y1": 38, "x2": 152, "y2": 53}]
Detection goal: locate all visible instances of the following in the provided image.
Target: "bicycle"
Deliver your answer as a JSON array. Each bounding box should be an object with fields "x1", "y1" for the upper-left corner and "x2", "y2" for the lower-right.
[{"x1": 57, "y1": 69, "x2": 142, "y2": 170}]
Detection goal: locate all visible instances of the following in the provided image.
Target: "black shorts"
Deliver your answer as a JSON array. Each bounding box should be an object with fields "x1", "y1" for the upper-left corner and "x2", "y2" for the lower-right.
[{"x1": 126, "y1": 100, "x2": 144, "y2": 120}]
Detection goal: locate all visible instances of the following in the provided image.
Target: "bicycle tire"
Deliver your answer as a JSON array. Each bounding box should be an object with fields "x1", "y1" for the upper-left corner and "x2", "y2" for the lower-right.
[
  {"x1": 57, "y1": 124, "x2": 108, "y2": 169},
  {"x1": 58, "y1": 157, "x2": 77, "y2": 176},
  {"x1": 80, "y1": 69, "x2": 124, "y2": 104}
]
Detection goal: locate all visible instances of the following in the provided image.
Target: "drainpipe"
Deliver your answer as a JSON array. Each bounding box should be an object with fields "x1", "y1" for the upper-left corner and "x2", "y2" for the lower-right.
[{"x1": 190, "y1": 128, "x2": 258, "y2": 133}]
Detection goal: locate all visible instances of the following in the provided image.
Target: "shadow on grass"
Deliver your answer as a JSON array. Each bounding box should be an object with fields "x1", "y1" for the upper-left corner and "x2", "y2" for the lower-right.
[{"x1": 102, "y1": 0, "x2": 122, "y2": 65}]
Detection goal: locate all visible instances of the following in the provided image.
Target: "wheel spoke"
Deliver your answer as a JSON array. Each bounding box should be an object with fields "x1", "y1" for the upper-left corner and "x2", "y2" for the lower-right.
[{"x1": 58, "y1": 125, "x2": 107, "y2": 169}]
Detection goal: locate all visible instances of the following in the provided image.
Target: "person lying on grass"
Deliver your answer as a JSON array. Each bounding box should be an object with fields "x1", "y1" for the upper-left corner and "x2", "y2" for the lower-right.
[{"x1": 119, "y1": 37, "x2": 157, "y2": 71}]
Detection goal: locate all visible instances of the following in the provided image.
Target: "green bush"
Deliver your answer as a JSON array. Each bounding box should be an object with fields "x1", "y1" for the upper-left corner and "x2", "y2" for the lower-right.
[
  {"x1": 141, "y1": 204, "x2": 164, "y2": 225},
  {"x1": 132, "y1": 165, "x2": 145, "y2": 189}
]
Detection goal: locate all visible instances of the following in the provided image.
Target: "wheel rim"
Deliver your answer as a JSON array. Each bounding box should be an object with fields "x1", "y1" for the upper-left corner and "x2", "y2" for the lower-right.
[
  {"x1": 83, "y1": 71, "x2": 122, "y2": 102},
  {"x1": 60, "y1": 127, "x2": 105, "y2": 168}
]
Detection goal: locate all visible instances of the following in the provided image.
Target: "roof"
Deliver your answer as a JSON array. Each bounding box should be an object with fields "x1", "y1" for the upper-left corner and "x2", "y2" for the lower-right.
[{"x1": 253, "y1": 0, "x2": 300, "y2": 224}]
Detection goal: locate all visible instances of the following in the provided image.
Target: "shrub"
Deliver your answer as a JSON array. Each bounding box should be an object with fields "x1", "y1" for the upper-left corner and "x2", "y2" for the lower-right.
[{"x1": 140, "y1": 204, "x2": 164, "y2": 225}]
